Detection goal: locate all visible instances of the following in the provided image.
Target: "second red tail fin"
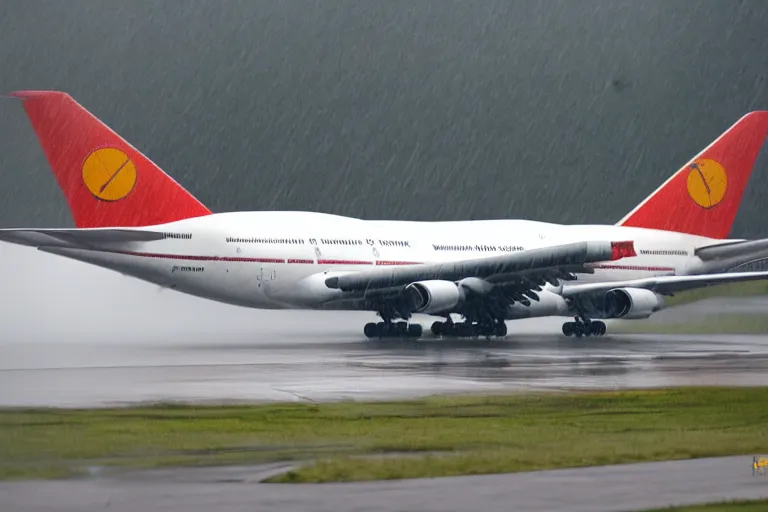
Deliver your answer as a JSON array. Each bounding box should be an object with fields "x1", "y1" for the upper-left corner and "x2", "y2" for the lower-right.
[
  {"x1": 9, "y1": 91, "x2": 212, "y2": 228},
  {"x1": 617, "y1": 111, "x2": 768, "y2": 239}
]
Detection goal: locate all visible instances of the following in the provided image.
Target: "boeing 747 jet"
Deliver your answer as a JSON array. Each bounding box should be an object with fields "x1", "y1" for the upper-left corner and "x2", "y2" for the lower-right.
[{"x1": 2, "y1": 91, "x2": 768, "y2": 339}]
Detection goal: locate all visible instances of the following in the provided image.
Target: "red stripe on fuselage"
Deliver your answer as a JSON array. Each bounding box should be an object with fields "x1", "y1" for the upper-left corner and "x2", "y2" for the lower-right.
[
  {"x1": 91, "y1": 252, "x2": 672, "y2": 272},
  {"x1": 108, "y1": 251, "x2": 410, "y2": 266},
  {"x1": 316, "y1": 259, "x2": 373, "y2": 265},
  {"x1": 114, "y1": 251, "x2": 285, "y2": 263},
  {"x1": 594, "y1": 264, "x2": 675, "y2": 272}
]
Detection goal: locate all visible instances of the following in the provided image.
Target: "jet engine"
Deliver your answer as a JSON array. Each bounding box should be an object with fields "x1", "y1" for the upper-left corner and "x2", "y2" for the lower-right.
[
  {"x1": 404, "y1": 280, "x2": 463, "y2": 314},
  {"x1": 604, "y1": 287, "x2": 665, "y2": 319}
]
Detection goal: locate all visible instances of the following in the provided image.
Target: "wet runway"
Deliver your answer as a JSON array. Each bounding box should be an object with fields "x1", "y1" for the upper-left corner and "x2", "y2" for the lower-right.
[
  {"x1": 3, "y1": 302, "x2": 768, "y2": 512},
  {"x1": 2, "y1": 310, "x2": 768, "y2": 408}
]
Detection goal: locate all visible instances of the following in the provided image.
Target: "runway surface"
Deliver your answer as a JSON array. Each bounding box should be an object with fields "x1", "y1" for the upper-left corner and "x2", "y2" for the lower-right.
[
  {"x1": 3, "y1": 299, "x2": 768, "y2": 511},
  {"x1": 3, "y1": 455, "x2": 768, "y2": 512},
  {"x1": 1, "y1": 300, "x2": 768, "y2": 407}
]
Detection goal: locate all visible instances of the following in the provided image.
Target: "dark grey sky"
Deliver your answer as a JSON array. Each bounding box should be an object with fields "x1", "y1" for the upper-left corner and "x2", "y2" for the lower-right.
[
  {"x1": 0, "y1": 0, "x2": 767, "y2": 339},
  {"x1": 1, "y1": 0, "x2": 767, "y2": 234}
]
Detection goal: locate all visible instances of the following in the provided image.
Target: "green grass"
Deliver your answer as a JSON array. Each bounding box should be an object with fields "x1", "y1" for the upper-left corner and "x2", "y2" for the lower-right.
[
  {"x1": 663, "y1": 281, "x2": 768, "y2": 308},
  {"x1": 2, "y1": 387, "x2": 768, "y2": 483},
  {"x1": 641, "y1": 499, "x2": 768, "y2": 511},
  {"x1": 612, "y1": 313, "x2": 768, "y2": 334}
]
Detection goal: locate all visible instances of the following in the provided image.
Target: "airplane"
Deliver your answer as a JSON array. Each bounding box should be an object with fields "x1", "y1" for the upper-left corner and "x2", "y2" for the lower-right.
[{"x1": 2, "y1": 90, "x2": 768, "y2": 340}]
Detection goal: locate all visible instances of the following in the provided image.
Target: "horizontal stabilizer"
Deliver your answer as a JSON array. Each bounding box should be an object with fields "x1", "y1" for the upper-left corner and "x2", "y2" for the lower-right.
[{"x1": 0, "y1": 228, "x2": 166, "y2": 248}]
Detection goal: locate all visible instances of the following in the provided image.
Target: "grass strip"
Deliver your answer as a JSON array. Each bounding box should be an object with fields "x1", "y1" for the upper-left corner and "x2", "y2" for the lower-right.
[
  {"x1": 662, "y1": 281, "x2": 768, "y2": 308},
  {"x1": 611, "y1": 313, "x2": 768, "y2": 334},
  {"x1": 640, "y1": 499, "x2": 768, "y2": 511},
  {"x1": 1, "y1": 387, "x2": 767, "y2": 483}
]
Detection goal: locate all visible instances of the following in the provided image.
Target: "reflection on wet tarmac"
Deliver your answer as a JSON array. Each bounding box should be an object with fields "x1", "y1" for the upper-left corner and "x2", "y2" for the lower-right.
[{"x1": 1, "y1": 330, "x2": 768, "y2": 408}]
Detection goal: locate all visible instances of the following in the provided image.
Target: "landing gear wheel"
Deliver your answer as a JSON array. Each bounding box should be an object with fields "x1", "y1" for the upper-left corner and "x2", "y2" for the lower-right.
[
  {"x1": 364, "y1": 321, "x2": 423, "y2": 339},
  {"x1": 457, "y1": 323, "x2": 474, "y2": 337},
  {"x1": 562, "y1": 320, "x2": 607, "y2": 338},
  {"x1": 479, "y1": 323, "x2": 495, "y2": 337},
  {"x1": 408, "y1": 324, "x2": 423, "y2": 338},
  {"x1": 589, "y1": 321, "x2": 606, "y2": 336},
  {"x1": 429, "y1": 320, "x2": 507, "y2": 338}
]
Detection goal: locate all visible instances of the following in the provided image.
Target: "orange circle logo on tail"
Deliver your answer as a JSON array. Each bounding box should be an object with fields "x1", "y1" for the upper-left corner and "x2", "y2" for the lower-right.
[
  {"x1": 686, "y1": 158, "x2": 727, "y2": 209},
  {"x1": 82, "y1": 148, "x2": 137, "y2": 201}
]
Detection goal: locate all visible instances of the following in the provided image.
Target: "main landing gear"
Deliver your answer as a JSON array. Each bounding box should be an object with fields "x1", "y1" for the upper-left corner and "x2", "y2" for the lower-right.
[
  {"x1": 363, "y1": 303, "x2": 509, "y2": 340},
  {"x1": 562, "y1": 317, "x2": 607, "y2": 338},
  {"x1": 431, "y1": 320, "x2": 507, "y2": 338},
  {"x1": 364, "y1": 321, "x2": 423, "y2": 339}
]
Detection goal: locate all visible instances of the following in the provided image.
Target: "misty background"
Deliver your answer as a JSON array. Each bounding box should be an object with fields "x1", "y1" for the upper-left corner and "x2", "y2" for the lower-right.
[{"x1": 1, "y1": 0, "x2": 767, "y2": 342}]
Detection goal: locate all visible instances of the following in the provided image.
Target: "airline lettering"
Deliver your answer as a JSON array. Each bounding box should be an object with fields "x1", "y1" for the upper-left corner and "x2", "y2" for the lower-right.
[
  {"x1": 433, "y1": 244, "x2": 472, "y2": 251},
  {"x1": 226, "y1": 237, "x2": 305, "y2": 244},
  {"x1": 320, "y1": 238, "x2": 363, "y2": 245},
  {"x1": 433, "y1": 244, "x2": 524, "y2": 252},
  {"x1": 379, "y1": 240, "x2": 410, "y2": 247},
  {"x1": 638, "y1": 249, "x2": 689, "y2": 256},
  {"x1": 162, "y1": 232, "x2": 192, "y2": 240},
  {"x1": 172, "y1": 265, "x2": 205, "y2": 273}
]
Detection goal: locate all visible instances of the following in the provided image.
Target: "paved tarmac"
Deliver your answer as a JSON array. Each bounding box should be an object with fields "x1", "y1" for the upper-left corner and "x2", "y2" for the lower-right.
[
  {"x1": 3, "y1": 455, "x2": 768, "y2": 512},
  {"x1": 2, "y1": 324, "x2": 768, "y2": 407},
  {"x1": 2, "y1": 299, "x2": 768, "y2": 511}
]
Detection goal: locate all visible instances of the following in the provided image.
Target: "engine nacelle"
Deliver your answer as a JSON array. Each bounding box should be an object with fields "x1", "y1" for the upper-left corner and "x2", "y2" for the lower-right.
[
  {"x1": 604, "y1": 287, "x2": 665, "y2": 319},
  {"x1": 507, "y1": 289, "x2": 569, "y2": 319},
  {"x1": 404, "y1": 280, "x2": 463, "y2": 314}
]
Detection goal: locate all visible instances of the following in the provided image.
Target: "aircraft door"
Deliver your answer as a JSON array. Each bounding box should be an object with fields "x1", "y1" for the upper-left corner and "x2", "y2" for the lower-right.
[
  {"x1": 256, "y1": 267, "x2": 264, "y2": 288},
  {"x1": 256, "y1": 267, "x2": 277, "y2": 288}
]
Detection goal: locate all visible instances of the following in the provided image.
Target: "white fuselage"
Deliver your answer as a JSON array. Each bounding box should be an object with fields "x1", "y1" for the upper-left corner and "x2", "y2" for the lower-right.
[{"x1": 46, "y1": 211, "x2": 719, "y2": 316}]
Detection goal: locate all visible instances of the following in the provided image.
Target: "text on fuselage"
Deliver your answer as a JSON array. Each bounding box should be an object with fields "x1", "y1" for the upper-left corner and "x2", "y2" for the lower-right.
[
  {"x1": 172, "y1": 265, "x2": 205, "y2": 273},
  {"x1": 433, "y1": 244, "x2": 524, "y2": 252},
  {"x1": 226, "y1": 237, "x2": 305, "y2": 244}
]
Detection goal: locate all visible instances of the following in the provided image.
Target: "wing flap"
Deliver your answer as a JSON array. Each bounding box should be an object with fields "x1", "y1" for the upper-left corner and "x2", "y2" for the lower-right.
[{"x1": 325, "y1": 240, "x2": 632, "y2": 292}]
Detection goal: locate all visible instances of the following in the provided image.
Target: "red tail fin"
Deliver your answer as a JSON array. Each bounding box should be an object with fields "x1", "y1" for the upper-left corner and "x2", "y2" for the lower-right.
[
  {"x1": 9, "y1": 91, "x2": 212, "y2": 228},
  {"x1": 617, "y1": 111, "x2": 768, "y2": 239}
]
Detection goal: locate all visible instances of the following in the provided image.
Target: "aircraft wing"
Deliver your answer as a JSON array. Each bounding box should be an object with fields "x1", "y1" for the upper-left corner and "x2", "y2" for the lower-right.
[
  {"x1": 0, "y1": 228, "x2": 165, "y2": 248},
  {"x1": 325, "y1": 240, "x2": 636, "y2": 292},
  {"x1": 695, "y1": 238, "x2": 768, "y2": 260},
  {"x1": 561, "y1": 270, "x2": 768, "y2": 298}
]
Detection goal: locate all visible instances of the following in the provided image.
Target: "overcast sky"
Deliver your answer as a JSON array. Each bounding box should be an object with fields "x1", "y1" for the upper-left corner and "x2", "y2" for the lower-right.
[{"x1": 1, "y1": 0, "x2": 767, "y2": 341}]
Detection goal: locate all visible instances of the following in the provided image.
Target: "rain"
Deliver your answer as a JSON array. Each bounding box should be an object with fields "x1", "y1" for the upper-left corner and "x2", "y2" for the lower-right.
[{"x1": 0, "y1": 0, "x2": 767, "y2": 341}]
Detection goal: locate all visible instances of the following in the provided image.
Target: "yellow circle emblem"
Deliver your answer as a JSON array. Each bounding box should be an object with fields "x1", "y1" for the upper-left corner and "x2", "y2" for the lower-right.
[
  {"x1": 686, "y1": 158, "x2": 727, "y2": 209},
  {"x1": 82, "y1": 148, "x2": 137, "y2": 201}
]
